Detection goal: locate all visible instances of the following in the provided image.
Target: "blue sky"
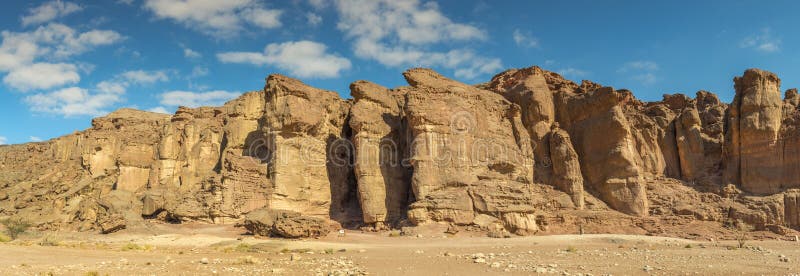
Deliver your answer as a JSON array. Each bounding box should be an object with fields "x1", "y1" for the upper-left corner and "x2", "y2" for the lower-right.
[{"x1": 0, "y1": 0, "x2": 799, "y2": 145}]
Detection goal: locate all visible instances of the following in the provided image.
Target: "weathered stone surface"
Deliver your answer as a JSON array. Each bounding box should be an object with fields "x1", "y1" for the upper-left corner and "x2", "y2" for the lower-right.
[
  {"x1": 262, "y1": 75, "x2": 355, "y2": 220},
  {"x1": 401, "y1": 68, "x2": 536, "y2": 232},
  {"x1": 349, "y1": 80, "x2": 410, "y2": 226},
  {"x1": 243, "y1": 208, "x2": 331, "y2": 238},
  {"x1": 786, "y1": 190, "x2": 800, "y2": 229},
  {"x1": 4, "y1": 66, "x2": 800, "y2": 238},
  {"x1": 548, "y1": 124, "x2": 584, "y2": 209},
  {"x1": 725, "y1": 69, "x2": 784, "y2": 194}
]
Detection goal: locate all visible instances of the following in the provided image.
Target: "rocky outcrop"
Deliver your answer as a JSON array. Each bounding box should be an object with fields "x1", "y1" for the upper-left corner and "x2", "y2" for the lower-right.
[
  {"x1": 243, "y1": 208, "x2": 331, "y2": 238},
  {"x1": 401, "y1": 68, "x2": 537, "y2": 234},
  {"x1": 4, "y1": 66, "x2": 800, "y2": 238},
  {"x1": 548, "y1": 124, "x2": 584, "y2": 209},
  {"x1": 261, "y1": 75, "x2": 355, "y2": 220},
  {"x1": 724, "y1": 69, "x2": 783, "y2": 194},
  {"x1": 349, "y1": 81, "x2": 410, "y2": 229}
]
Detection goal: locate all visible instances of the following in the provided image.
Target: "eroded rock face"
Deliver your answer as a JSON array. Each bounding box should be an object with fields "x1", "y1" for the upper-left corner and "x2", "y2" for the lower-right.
[
  {"x1": 243, "y1": 208, "x2": 331, "y2": 238},
  {"x1": 262, "y1": 75, "x2": 356, "y2": 220},
  {"x1": 548, "y1": 125, "x2": 584, "y2": 209},
  {"x1": 725, "y1": 69, "x2": 790, "y2": 194},
  {"x1": 4, "y1": 66, "x2": 800, "y2": 237},
  {"x1": 349, "y1": 81, "x2": 410, "y2": 227},
  {"x1": 400, "y1": 69, "x2": 536, "y2": 233}
]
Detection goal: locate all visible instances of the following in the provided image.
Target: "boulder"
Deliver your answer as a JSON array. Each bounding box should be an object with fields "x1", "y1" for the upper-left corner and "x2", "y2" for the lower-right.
[{"x1": 243, "y1": 208, "x2": 331, "y2": 238}]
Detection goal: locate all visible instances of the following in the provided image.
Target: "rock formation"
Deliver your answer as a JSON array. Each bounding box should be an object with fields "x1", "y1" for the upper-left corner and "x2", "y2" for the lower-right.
[{"x1": 2, "y1": 66, "x2": 800, "y2": 238}]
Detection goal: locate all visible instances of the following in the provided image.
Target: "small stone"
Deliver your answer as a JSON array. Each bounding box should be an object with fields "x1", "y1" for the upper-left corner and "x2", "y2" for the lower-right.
[
  {"x1": 199, "y1": 258, "x2": 209, "y2": 265},
  {"x1": 474, "y1": 258, "x2": 486, "y2": 264},
  {"x1": 414, "y1": 250, "x2": 424, "y2": 254},
  {"x1": 490, "y1": 262, "x2": 501, "y2": 268}
]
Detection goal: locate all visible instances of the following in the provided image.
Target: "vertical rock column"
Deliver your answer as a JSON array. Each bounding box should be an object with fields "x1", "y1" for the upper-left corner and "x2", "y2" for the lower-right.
[
  {"x1": 725, "y1": 69, "x2": 783, "y2": 194},
  {"x1": 548, "y1": 124, "x2": 585, "y2": 209},
  {"x1": 262, "y1": 74, "x2": 352, "y2": 218},
  {"x1": 349, "y1": 81, "x2": 410, "y2": 228}
]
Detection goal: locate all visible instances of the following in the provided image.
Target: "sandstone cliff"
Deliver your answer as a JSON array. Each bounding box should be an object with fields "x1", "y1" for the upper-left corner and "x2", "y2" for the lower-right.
[{"x1": 2, "y1": 66, "x2": 800, "y2": 238}]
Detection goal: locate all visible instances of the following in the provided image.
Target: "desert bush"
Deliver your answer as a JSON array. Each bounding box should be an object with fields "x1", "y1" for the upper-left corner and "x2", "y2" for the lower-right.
[
  {"x1": 38, "y1": 235, "x2": 61, "y2": 246},
  {"x1": 735, "y1": 221, "x2": 754, "y2": 249},
  {"x1": 0, "y1": 233, "x2": 11, "y2": 243},
  {"x1": 565, "y1": 245, "x2": 578, "y2": 253},
  {"x1": 1, "y1": 217, "x2": 31, "y2": 240}
]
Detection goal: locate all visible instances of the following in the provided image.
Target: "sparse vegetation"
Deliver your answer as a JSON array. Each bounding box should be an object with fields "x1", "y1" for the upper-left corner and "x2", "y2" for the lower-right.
[
  {"x1": 684, "y1": 244, "x2": 693, "y2": 249},
  {"x1": 388, "y1": 230, "x2": 401, "y2": 237},
  {"x1": 234, "y1": 255, "x2": 261, "y2": 265},
  {"x1": 38, "y1": 235, "x2": 61, "y2": 246},
  {"x1": 0, "y1": 233, "x2": 11, "y2": 243},
  {"x1": 121, "y1": 243, "x2": 152, "y2": 251},
  {"x1": 565, "y1": 245, "x2": 578, "y2": 253},
  {"x1": 1, "y1": 217, "x2": 31, "y2": 240},
  {"x1": 734, "y1": 221, "x2": 754, "y2": 249}
]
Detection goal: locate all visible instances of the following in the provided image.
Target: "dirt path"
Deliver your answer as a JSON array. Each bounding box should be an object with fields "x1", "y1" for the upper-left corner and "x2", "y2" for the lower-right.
[{"x1": 1, "y1": 225, "x2": 799, "y2": 275}]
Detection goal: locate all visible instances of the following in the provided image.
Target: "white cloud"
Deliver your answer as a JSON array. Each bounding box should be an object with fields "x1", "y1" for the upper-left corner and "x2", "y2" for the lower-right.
[
  {"x1": 513, "y1": 29, "x2": 539, "y2": 48},
  {"x1": 618, "y1": 61, "x2": 659, "y2": 73},
  {"x1": 3, "y1": 62, "x2": 80, "y2": 91},
  {"x1": 29, "y1": 136, "x2": 42, "y2": 142},
  {"x1": 308, "y1": 0, "x2": 328, "y2": 10},
  {"x1": 0, "y1": 136, "x2": 6, "y2": 145},
  {"x1": 619, "y1": 61, "x2": 659, "y2": 85},
  {"x1": 147, "y1": 106, "x2": 171, "y2": 114},
  {"x1": 557, "y1": 68, "x2": 588, "y2": 79},
  {"x1": 25, "y1": 86, "x2": 123, "y2": 116},
  {"x1": 120, "y1": 70, "x2": 169, "y2": 84},
  {"x1": 183, "y1": 47, "x2": 201, "y2": 58},
  {"x1": 0, "y1": 23, "x2": 123, "y2": 93},
  {"x1": 740, "y1": 28, "x2": 780, "y2": 53},
  {"x1": 21, "y1": 0, "x2": 83, "y2": 27},
  {"x1": 96, "y1": 80, "x2": 127, "y2": 94},
  {"x1": 0, "y1": 24, "x2": 122, "y2": 71},
  {"x1": 333, "y1": 0, "x2": 500, "y2": 79},
  {"x1": 159, "y1": 90, "x2": 240, "y2": 107},
  {"x1": 218, "y1": 40, "x2": 351, "y2": 78},
  {"x1": 306, "y1": 12, "x2": 322, "y2": 26},
  {"x1": 143, "y1": 0, "x2": 282, "y2": 37},
  {"x1": 191, "y1": 66, "x2": 209, "y2": 77}
]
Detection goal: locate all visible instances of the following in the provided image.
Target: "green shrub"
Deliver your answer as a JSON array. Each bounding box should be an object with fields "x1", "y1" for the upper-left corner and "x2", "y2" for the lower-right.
[
  {"x1": 1, "y1": 217, "x2": 31, "y2": 240},
  {"x1": 0, "y1": 233, "x2": 11, "y2": 243}
]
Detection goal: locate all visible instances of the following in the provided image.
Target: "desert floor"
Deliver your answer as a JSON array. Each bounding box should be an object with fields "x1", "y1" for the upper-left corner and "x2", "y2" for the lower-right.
[{"x1": 0, "y1": 223, "x2": 798, "y2": 276}]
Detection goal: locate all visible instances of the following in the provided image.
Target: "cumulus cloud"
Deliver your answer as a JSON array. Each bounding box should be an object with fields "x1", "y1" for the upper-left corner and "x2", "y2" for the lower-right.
[
  {"x1": 3, "y1": 62, "x2": 80, "y2": 91},
  {"x1": 143, "y1": 0, "x2": 282, "y2": 37},
  {"x1": 306, "y1": 12, "x2": 322, "y2": 26},
  {"x1": 513, "y1": 29, "x2": 539, "y2": 48},
  {"x1": 618, "y1": 61, "x2": 659, "y2": 73},
  {"x1": 120, "y1": 70, "x2": 169, "y2": 84},
  {"x1": 25, "y1": 86, "x2": 123, "y2": 116},
  {"x1": 619, "y1": 60, "x2": 659, "y2": 85},
  {"x1": 0, "y1": 24, "x2": 123, "y2": 92},
  {"x1": 218, "y1": 40, "x2": 351, "y2": 78},
  {"x1": 183, "y1": 47, "x2": 201, "y2": 59},
  {"x1": 29, "y1": 136, "x2": 43, "y2": 142},
  {"x1": 159, "y1": 90, "x2": 240, "y2": 107},
  {"x1": 557, "y1": 68, "x2": 588, "y2": 79},
  {"x1": 740, "y1": 28, "x2": 780, "y2": 53},
  {"x1": 147, "y1": 106, "x2": 171, "y2": 114},
  {"x1": 333, "y1": 0, "x2": 501, "y2": 79},
  {"x1": 21, "y1": 0, "x2": 83, "y2": 27},
  {"x1": 0, "y1": 24, "x2": 123, "y2": 70}
]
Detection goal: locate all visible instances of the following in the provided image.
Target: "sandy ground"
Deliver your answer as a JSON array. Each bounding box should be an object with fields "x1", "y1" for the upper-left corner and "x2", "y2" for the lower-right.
[{"x1": 1, "y1": 223, "x2": 799, "y2": 276}]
